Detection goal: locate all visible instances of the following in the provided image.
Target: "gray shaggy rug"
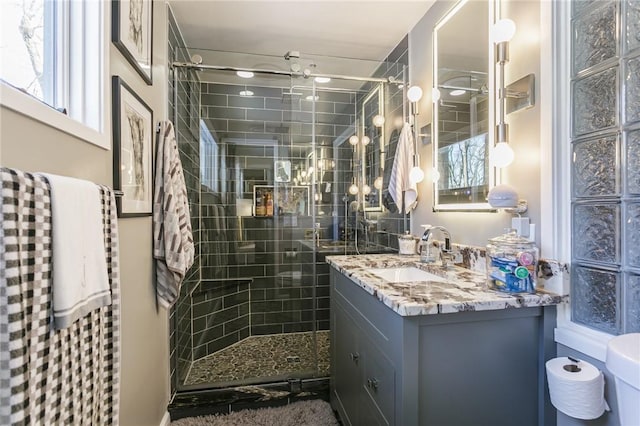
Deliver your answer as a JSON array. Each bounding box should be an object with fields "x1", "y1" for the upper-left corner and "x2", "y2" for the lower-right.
[{"x1": 171, "y1": 399, "x2": 339, "y2": 426}]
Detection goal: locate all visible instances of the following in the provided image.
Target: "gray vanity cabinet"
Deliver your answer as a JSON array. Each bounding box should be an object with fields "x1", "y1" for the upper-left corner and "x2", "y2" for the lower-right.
[
  {"x1": 330, "y1": 268, "x2": 557, "y2": 426},
  {"x1": 333, "y1": 296, "x2": 396, "y2": 425}
]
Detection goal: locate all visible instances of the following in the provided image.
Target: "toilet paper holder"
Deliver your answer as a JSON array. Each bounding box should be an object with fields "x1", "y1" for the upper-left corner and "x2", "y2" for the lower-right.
[{"x1": 564, "y1": 356, "x2": 582, "y2": 373}]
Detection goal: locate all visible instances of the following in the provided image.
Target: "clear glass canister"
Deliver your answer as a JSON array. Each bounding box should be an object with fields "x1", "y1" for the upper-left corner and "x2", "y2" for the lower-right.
[{"x1": 486, "y1": 229, "x2": 538, "y2": 294}]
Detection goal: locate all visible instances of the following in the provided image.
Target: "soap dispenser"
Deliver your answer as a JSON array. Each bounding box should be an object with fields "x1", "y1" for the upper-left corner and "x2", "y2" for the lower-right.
[{"x1": 418, "y1": 225, "x2": 439, "y2": 263}]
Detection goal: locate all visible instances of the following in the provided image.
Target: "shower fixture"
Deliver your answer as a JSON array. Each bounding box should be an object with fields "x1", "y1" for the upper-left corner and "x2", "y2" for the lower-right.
[
  {"x1": 284, "y1": 51, "x2": 300, "y2": 60},
  {"x1": 190, "y1": 54, "x2": 203, "y2": 65},
  {"x1": 284, "y1": 50, "x2": 303, "y2": 72}
]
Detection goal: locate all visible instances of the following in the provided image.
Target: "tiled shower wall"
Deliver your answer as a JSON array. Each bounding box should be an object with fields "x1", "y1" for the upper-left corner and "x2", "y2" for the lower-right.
[
  {"x1": 197, "y1": 80, "x2": 358, "y2": 351},
  {"x1": 168, "y1": 5, "x2": 412, "y2": 390},
  {"x1": 168, "y1": 5, "x2": 201, "y2": 392}
]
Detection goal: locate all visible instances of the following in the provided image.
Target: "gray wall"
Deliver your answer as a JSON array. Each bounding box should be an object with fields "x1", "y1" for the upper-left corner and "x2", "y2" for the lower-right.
[
  {"x1": 0, "y1": 1, "x2": 170, "y2": 425},
  {"x1": 409, "y1": 0, "x2": 543, "y2": 249},
  {"x1": 407, "y1": 3, "x2": 625, "y2": 426}
]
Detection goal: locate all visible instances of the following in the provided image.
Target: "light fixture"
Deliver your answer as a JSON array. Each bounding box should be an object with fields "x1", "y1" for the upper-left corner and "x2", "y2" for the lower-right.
[
  {"x1": 407, "y1": 85, "x2": 423, "y2": 102},
  {"x1": 361, "y1": 135, "x2": 371, "y2": 146},
  {"x1": 236, "y1": 71, "x2": 254, "y2": 78},
  {"x1": 348, "y1": 183, "x2": 359, "y2": 195},
  {"x1": 450, "y1": 89, "x2": 466, "y2": 96},
  {"x1": 373, "y1": 114, "x2": 385, "y2": 127},
  {"x1": 305, "y1": 95, "x2": 319, "y2": 101},
  {"x1": 239, "y1": 90, "x2": 254, "y2": 96},
  {"x1": 492, "y1": 18, "x2": 516, "y2": 168},
  {"x1": 432, "y1": 87, "x2": 441, "y2": 102},
  {"x1": 431, "y1": 167, "x2": 440, "y2": 182},
  {"x1": 362, "y1": 184, "x2": 371, "y2": 195},
  {"x1": 492, "y1": 142, "x2": 515, "y2": 168},
  {"x1": 374, "y1": 176, "x2": 383, "y2": 190},
  {"x1": 314, "y1": 76, "x2": 331, "y2": 84},
  {"x1": 348, "y1": 135, "x2": 359, "y2": 146},
  {"x1": 491, "y1": 19, "x2": 516, "y2": 43},
  {"x1": 409, "y1": 166, "x2": 424, "y2": 184}
]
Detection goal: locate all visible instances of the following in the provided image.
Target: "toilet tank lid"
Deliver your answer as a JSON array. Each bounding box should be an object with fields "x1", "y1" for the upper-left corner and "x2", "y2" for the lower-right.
[{"x1": 606, "y1": 333, "x2": 640, "y2": 389}]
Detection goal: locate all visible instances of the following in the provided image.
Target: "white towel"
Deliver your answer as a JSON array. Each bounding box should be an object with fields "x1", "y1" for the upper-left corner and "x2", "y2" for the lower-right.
[
  {"x1": 153, "y1": 121, "x2": 194, "y2": 308},
  {"x1": 38, "y1": 173, "x2": 111, "y2": 329},
  {"x1": 388, "y1": 122, "x2": 418, "y2": 213}
]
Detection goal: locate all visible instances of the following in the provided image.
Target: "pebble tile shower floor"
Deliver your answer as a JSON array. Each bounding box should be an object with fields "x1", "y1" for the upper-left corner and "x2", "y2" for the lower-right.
[{"x1": 184, "y1": 331, "x2": 330, "y2": 386}]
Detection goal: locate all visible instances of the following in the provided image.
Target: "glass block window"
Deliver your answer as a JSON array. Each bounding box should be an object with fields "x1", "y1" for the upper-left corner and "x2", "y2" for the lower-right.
[{"x1": 570, "y1": 0, "x2": 640, "y2": 334}]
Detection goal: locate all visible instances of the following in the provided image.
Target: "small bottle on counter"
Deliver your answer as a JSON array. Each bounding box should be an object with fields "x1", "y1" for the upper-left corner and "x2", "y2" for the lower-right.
[
  {"x1": 266, "y1": 191, "x2": 274, "y2": 216},
  {"x1": 255, "y1": 189, "x2": 265, "y2": 216}
]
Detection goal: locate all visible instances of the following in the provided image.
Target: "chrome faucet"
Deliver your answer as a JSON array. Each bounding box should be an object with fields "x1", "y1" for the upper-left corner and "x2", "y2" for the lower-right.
[{"x1": 420, "y1": 225, "x2": 455, "y2": 267}]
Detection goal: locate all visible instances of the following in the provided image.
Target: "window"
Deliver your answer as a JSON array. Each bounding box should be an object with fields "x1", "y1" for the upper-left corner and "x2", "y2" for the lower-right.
[
  {"x1": 200, "y1": 119, "x2": 219, "y2": 192},
  {"x1": 569, "y1": 0, "x2": 640, "y2": 335},
  {"x1": 0, "y1": 0, "x2": 108, "y2": 148}
]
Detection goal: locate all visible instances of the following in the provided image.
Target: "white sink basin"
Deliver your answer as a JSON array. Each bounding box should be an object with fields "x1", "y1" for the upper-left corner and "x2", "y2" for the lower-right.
[{"x1": 369, "y1": 267, "x2": 448, "y2": 283}]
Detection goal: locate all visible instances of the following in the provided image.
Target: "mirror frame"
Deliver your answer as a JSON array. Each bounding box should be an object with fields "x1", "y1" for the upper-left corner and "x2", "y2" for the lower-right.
[
  {"x1": 432, "y1": 0, "x2": 496, "y2": 211},
  {"x1": 360, "y1": 83, "x2": 385, "y2": 212}
]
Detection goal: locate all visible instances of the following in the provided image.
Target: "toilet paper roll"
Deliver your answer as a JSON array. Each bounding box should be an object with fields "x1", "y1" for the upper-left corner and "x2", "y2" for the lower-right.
[{"x1": 546, "y1": 357, "x2": 610, "y2": 420}]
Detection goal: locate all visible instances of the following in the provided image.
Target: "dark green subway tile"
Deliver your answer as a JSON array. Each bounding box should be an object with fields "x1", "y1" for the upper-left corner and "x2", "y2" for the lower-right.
[
  {"x1": 228, "y1": 95, "x2": 265, "y2": 109},
  {"x1": 247, "y1": 109, "x2": 283, "y2": 122}
]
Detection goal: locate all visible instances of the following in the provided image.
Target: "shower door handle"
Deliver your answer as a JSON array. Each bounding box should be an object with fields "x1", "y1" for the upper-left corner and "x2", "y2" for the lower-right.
[{"x1": 349, "y1": 352, "x2": 359, "y2": 364}]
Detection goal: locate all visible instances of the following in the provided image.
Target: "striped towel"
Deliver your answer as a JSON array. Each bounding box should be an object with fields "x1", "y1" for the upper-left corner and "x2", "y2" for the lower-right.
[
  {"x1": 388, "y1": 122, "x2": 418, "y2": 213},
  {"x1": 153, "y1": 121, "x2": 194, "y2": 308},
  {"x1": 0, "y1": 167, "x2": 121, "y2": 424}
]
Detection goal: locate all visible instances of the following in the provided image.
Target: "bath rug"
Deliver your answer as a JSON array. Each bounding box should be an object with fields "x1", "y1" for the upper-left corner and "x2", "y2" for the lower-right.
[{"x1": 171, "y1": 399, "x2": 339, "y2": 426}]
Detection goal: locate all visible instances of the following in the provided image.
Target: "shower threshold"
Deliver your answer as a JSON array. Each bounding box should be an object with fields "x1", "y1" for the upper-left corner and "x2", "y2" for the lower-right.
[{"x1": 183, "y1": 330, "x2": 330, "y2": 388}]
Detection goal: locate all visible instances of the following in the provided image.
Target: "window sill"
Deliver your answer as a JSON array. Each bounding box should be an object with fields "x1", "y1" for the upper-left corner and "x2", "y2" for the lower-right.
[
  {"x1": 0, "y1": 82, "x2": 109, "y2": 150},
  {"x1": 554, "y1": 323, "x2": 614, "y2": 362}
]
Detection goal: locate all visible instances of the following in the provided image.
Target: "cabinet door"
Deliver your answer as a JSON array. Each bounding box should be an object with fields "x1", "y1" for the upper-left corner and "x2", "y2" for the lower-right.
[
  {"x1": 359, "y1": 389, "x2": 391, "y2": 426},
  {"x1": 333, "y1": 305, "x2": 362, "y2": 426},
  {"x1": 362, "y1": 338, "x2": 396, "y2": 424}
]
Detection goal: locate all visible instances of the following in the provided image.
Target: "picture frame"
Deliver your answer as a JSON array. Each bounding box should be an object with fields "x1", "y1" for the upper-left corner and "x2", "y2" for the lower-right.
[
  {"x1": 112, "y1": 76, "x2": 154, "y2": 217},
  {"x1": 112, "y1": 0, "x2": 153, "y2": 85}
]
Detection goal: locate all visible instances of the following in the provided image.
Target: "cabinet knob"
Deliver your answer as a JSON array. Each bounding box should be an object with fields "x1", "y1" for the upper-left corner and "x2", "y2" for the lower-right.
[
  {"x1": 349, "y1": 352, "x2": 360, "y2": 363},
  {"x1": 367, "y1": 378, "x2": 379, "y2": 391}
]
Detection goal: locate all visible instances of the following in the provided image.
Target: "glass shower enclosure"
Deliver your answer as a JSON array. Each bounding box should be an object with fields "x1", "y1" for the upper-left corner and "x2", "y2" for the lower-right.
[{"x1": 169, "y1": 47, "x2": 407, "y2": 392}]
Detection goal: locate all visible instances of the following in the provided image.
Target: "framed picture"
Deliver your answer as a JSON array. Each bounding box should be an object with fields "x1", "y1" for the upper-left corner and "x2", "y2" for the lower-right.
[
  {"x1": 112, "y1": 76, "x2": 154, "y2": 217},
  {"x1": 112, "y1": 0, "x2": 153, "y2": 85}
]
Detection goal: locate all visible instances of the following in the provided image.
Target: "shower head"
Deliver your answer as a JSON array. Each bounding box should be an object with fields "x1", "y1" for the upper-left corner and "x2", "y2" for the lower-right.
[{"x1": 284, "y1": 51, "x2": 300, "y2": 60}]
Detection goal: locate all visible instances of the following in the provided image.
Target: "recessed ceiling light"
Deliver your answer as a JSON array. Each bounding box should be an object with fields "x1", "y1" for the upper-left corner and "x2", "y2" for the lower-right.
[
  {"x1": 239, "y1": 90, "x2": 254, "y2": 96},
  {"x1": 236, "y1": 71, "x2": 254, "y2": 78},
  {"x1": 450, "y1": 89, "x2": 466, "y2": 96},
  {"x1": 305, "y1": 95, "x2": 320, "y2": 101},
  {"x1": 314, "y1": 76, "x2": 331, "y2": 84}
]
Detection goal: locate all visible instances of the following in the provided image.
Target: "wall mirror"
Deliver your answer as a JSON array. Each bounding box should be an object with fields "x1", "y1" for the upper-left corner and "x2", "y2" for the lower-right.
[
  {"x1": 361, "y1": 83, "x2": 384, "y2": 211},
  {"x1": 433, "y1": 0, "x2": 493, "y2": 211}
]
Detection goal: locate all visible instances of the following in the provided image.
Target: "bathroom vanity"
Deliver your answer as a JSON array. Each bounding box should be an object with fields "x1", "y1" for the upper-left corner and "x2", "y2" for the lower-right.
[{"x1": 327, "y1": 254, "x2": 566, "y2": 426}]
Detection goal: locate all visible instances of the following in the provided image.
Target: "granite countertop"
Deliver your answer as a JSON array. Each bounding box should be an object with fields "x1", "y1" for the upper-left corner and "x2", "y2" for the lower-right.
[{"x1": 326, "y1": 254, "x2": 567, "y2": 316}]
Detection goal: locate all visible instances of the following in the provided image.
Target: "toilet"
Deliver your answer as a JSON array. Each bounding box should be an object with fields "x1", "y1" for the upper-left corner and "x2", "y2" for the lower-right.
[{"x1": 605, "y1": 333, "x2": 640, "y2": 426}]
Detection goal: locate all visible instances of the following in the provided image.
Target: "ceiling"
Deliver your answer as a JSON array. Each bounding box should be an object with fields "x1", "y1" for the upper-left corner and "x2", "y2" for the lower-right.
[{"x1": 168, "y1": 1, "x2": 435, "y2": 62}]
